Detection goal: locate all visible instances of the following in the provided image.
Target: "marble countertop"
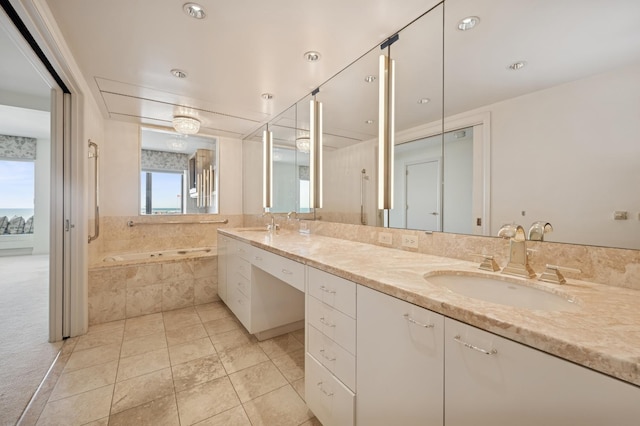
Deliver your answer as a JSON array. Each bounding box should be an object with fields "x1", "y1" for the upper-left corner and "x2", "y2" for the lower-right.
[{"x1": 220, "y1": 228, "x2": 640, "y2": 387}]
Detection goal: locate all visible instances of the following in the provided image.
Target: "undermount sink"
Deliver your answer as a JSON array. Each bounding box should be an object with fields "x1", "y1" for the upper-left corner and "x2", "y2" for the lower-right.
[{"x1": 424, "y1": 273, "x2": 579, "y2": 311}]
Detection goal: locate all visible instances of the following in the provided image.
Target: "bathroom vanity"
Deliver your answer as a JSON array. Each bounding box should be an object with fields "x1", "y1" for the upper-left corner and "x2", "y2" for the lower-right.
[{"x1": 217, "y1": 228, "x2": 640, "y2": 426}]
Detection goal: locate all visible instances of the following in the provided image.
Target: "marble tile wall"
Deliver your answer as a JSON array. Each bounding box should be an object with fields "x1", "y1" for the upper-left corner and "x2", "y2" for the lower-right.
[{"x1": 244, "y1": 215, "x2": 640, "y2": 291}]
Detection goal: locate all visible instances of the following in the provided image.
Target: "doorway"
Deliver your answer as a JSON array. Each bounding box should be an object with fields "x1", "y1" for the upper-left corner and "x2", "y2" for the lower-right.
[{"x1": 405, "y1": 159, "x2": 441, "y2": 231}]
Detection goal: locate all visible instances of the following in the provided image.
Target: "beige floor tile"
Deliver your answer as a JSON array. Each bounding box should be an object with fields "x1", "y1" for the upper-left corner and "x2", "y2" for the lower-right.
[
  {"x1": 175, "y1": 376, "x2": 241, "y2": 425},
  {"x1": 194, "y1": 405, "x2": 252, "y2": 426},
  {"x1": 49, "y1": 360, "x2": 118, "y2": 402},
  {"x1": 74, "y1": 329, "x2": 123, "y2": 352},
  {"x1": 195, "y1": 302, "x2": 231, "y2": 323},
  {"x1": 271, "y1": 348, "x2": 305, "y2": 382},
  {"x1": 117, "y1": 347, "x2": 170, "y2": 381},
  {"x1": 291, "y1": 377, "x2": 306, "y2": 402},
  {"x1": 111, "y1": 367, "x2": 174, "y2": 414},
  {"x1": 168, "y1": 337, "x2": 215, "y2": 366},
  {"x1": 228, "y1": 361, "x2": 288, "y2": 403},
  {"x1": 258, "y1": 333, "x2": 304, "y2": 359},
  {"x1": 300, "y1": 418, "x2": 323, "y2": 426},
  {"x1": 242, "y1": 385, "x2": 313, "y2": 426},
  {"x1": 203, "y1": 316, "x2": 243, "y2": 337},
  {"x1": 108, "y1": 394, "x2": 180, "y2": 426},
  {"x1": 120, "y1": 331, "x2": 167, "y2": 358},
  {"x1": 165, "y1": 323, "x2": 208, "y2": 347},
  {"x1": 87, "y1": 319, "x2": 125, "y2": 335},
  {"x1": 36, "y1": 384, "x2": 113, "y2": 426},
  {"x1": 211, "y1": 329, "x2": 255, "y2": 351},
  {"x1": 291, "y1": 328, "x2": 305, "y2": 345},
  {"x1": 83, "y1": 418, "x2": 109, "y2": 426},
  {"x1": 218, "y1": 342, "x2": 269, "y2": 374},
  {"x1": 163, "y1": 306, "x2": 201, "y2": 331},
  {"x1": 124, "y1": 313, "x2": 165, "y2": 340},
  {"x1": 172, "y1": 354, "x2": 227, "y2": 393},
  {"x1": 64, "y1": 342, "x2": 121, "y2": 372}
]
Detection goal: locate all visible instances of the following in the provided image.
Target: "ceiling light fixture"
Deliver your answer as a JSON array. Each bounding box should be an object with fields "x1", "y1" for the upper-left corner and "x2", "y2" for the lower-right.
[
  {"x1": 417, "y1": 98, "x2": 430, "y2": 104},
  {"x1": 170, "y1": 69, "x2": 188, "y2": 79},
  {"x1": 183, "y1": 3, "x2": 206, "y2": 19},
  {"x1": 304, "y1": 51, "x2": 321, "y2": 62},
  {"x1": 364, "y1": 75, "x2": 376, "y2": 83},
  {"x1": 261, "y1": 93, "x2": 274, "y2": 100},
  {"x1": 365, "y1": 119, "x2": 374, "y2": 124},
  {"x1": 296, "y1": 137, "x2": 310, "y2": 153},
  {"x1": 508, "y1": 61, "x2": 527, "y2": 70},
  {"x1": 457, "y1": 16, "x2": 480, "y2": 31},
  {"x1": 172, "y1": 116, "x2": 200, "y2": 135}
]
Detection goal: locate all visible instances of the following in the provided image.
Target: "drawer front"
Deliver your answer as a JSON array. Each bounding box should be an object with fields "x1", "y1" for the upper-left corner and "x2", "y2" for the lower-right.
[
  {"x1": 306, "y1": 353, "x2": 355, "y2": 426},
  {"x1": 308, "y1": 296, "x2": 356, "y2": 355},
  {"x1": 231, "y1": 273, "x2": 251, "y2": 299},
  {"x1": 251, "y1": 247, "x2": 305, "y2": 292},
  {"x1": 233, "y1": 240, "x2": 253, "y2": 262},
  {"x1": 228, "y1": 286, "x2": 250, "y2": 329},
  {"x1": 308, "y1": 267, "x2": 356, "y2": 318},
  {"x1": 230, "y1": 257, "x2": 251, "y2": 280},
  {"x1": 309, "y1": 325, "x2": 356, "y2": 391}
]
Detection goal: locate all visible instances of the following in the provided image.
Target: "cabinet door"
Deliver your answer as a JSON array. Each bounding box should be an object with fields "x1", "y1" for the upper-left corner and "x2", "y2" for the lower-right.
[
  {"x1": 217, "y1": 234, "x2": 228, "y2": 302},
  {"x1": 444, "y1": 318, "x2": 640, "y2": 426},
  {"x1": 357, "y1": 285, "x2": 444, "y2": 426}
]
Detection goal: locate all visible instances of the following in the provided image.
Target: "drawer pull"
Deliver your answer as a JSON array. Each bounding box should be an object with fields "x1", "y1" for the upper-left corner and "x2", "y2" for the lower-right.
[
  {"x1": 319, "y1": 349, "x2": 336, "y2": 361},
  {"x1": 237, "y1": 299, "x2": 244, "y2": 305},
  {"x1": 403, "y1": 314, "x2": 434, "y2": 328},
  {"x1": 319, "y1": 285, "x2": 336, "y2": 294},
  {"x1": 254, "y1": 256, "x2": 263, "y2": 261},
  {"x1": 454, "y1": 335, "x2": 497, "y2": 356},
  {"x1": 317, "y1": 381, "x2": 334, "y2": 397},
  {"x1": 281, "y1": 269, "x2": 293, "y2": 275},
  {"x1": 319, "y1": 317, "x2": 336, "y2": 328},
  {"x1": 238, "y1": 248, "x2": 246, "y2": 253}
]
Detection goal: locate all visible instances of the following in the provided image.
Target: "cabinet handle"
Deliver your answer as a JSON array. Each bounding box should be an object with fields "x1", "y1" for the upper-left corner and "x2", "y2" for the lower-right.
[
  {"x1": 403, "y1": 314, "x2": 434, "y2": 328},
  {"x1": 319, "y1": 285, "x2": 336, "y2": 294},
  {"x1": 319, "y1": 317, "x2": 336, "y2": 328},
  {"x1": 238, "y1": 248, "x2": 246, "y2": 253},
  {"x1": 317, "y1": 381, "x2": 334, "y2": 397},
  {"x1": 254, "y1": 256, "x2": 262, "y2": 261},
  {"x1": 281, "y1": 269, "x2": 293, "y2": 275},
  {"x1": 319, "y1": 349, "x2": 336, "y2": 361},
  {"x1": 454, "y1": 335, "x2": 497, "y2": 356}
]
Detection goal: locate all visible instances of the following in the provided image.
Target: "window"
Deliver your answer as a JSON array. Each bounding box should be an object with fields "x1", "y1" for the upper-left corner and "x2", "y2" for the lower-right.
[
  {"x1": 0, "y1": 159, "x2": 35, "y2": 227},
  {"x1": 140, "y1": 171, "x2": 184, "y2": 215}
]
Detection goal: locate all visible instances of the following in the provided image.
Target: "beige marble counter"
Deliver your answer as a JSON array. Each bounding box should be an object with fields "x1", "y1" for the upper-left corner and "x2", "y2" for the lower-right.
[{"x1": 220, "y1": 228, "x2": 640, "y2": 387}]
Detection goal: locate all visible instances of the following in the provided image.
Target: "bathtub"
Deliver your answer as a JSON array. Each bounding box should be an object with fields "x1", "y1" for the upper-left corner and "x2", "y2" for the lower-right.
[{"x1": 102, "y1": 247, "x2": 214, "y2": 263}]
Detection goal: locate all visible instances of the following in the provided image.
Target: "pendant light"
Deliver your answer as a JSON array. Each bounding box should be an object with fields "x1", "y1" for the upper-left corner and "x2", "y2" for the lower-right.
[
  {"x1": 263, "y1": 125, "x2": 273, "y2": 209},
  {"x1": 309, "y1": 88, "x2": 323, "y2": 208},
  {"x1": 378, "y1": 34, "x2": 397, "y2": 210}
]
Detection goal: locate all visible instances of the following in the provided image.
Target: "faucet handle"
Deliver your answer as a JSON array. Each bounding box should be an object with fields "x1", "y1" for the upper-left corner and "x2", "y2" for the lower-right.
[
  {"x1": 472, "y1": 254, "x2": 500, "y2": 272},
  {"x1": 539, "y1": 264, "x2": 581, "y2": 284}
]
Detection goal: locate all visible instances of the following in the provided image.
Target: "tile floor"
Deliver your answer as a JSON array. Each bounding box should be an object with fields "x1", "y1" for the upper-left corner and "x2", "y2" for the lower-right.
[{"x1": 29, "y1": 302, "x2": 322, "y2": 426}]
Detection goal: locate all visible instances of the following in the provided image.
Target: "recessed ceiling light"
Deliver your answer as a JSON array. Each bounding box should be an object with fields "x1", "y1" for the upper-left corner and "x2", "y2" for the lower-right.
[
  {"x1": 364, "y1": 75, "x2": 376, "y2": 83},
  {"x1": 457, "y1": 16, "x2": 479, "y2": 31},
  {"x1": 170, "y1": 69, "x2": 188, "y2": 79},
  {"x1": 418, "y1": 98, "x2": 430, "y2": 104},
  {"x1": 183, "y1": 3, "x2": 206, "y2": 19},
  {"x1": 304, "y1": 51, "x2": 321, "y2": 62},
  {"x1": 261, "y1": 93, "x2": 274, "y2": 100},
  {"x1": 507, "y1": 61, "x2": 527, "y2": 70},
  {"x1": 365, "y1": 120, "x2": 374, "y2": 124}
]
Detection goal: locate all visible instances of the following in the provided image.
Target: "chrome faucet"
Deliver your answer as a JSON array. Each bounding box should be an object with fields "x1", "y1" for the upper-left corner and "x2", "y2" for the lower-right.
[
  {"x1": 262, "y1": 211, "x2": 278, "y2": 233},
  {"x1": 528, "y1": 221, "x2": 553, "y2": 241},
  {"x1": 287, "y1": 211, "x2": 298, "y2": 221},
  {"x1": 498, "y1": 223, "x2": 536, "y2": 278}
]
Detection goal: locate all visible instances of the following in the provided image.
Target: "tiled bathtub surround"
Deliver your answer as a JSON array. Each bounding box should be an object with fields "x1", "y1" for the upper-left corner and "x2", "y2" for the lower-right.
[
  {"x1": 88, "y1": 256, "x2": 218, "y2": 325},
  {"x1": 243, "y1": 215, "x2": 640, "y2": 291}
]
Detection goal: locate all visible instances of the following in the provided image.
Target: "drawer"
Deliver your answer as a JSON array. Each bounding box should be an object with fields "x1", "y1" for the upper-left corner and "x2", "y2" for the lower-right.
[
  {"x1": 305, "y1": 353, "x2": 355, "y2": 426},
  {"x1": 230, "y1": 257, "x2": 251, "y2": 280},
  {"x1": 308, "y1": 296, "x2": 356, "y2": 355},
  {"x1": 231, "y1": 273, "x2": 251, "y2": 298},
  {"x1": 232, "y1": 240, "x2": 253, "y2": 262},
  {"x1": 228, "y1": 286, "x2": 250, "y2": 328},
  {"x1": 308, "y1": 267, "x2": 356, "y2": 318},
  {"x1": 308, "y1": 325, "x2": 356, "y2": 391},
  {"x1": 251, "y1": 247, "x2": 305, "y2": 292}
]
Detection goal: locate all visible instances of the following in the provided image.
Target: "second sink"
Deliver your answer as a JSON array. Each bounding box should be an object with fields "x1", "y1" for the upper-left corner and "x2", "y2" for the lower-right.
[{"x1": 424, "y1": 273, "x2": 579, "y2": 311}]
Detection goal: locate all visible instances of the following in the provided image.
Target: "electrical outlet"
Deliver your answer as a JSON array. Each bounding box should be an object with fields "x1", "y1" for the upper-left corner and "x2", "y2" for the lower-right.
[
  {"x1": 401, "y1": 234, "x2": 418, "y2": 248},
  {"x1": 298, "y1": 222, "x2": 310, "y2": 234},
  {"x1": 378, "y1": 232, "x2": 392, "y2": 245}
]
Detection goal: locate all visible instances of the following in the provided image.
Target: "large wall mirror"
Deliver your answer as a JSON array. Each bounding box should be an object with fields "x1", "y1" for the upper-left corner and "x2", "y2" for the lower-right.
[
  {"x1": 139, "y1": 127, "x2": 218, "y2": 215},
  {"x1": 255, "y1": 0, "x2": 640, "y2": 250}
]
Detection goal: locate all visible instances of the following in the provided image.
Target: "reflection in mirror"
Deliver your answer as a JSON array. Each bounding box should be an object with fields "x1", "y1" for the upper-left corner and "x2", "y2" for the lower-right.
[
  {"x1": 139, "y1": 127, "x2": 218, "y2": 215},
  {"x1": 444, "y1": 0, "x2": 640, "y2": 249}
]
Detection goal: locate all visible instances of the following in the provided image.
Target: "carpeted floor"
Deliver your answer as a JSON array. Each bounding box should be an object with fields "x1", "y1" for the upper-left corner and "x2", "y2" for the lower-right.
[{"x1": 0, "y1": 254, "x2": 62, "y2": 426}]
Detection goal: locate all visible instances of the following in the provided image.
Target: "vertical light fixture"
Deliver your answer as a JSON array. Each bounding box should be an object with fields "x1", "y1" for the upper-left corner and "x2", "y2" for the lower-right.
[
  {"x1": 263, "y1": 125, "x2": 273, "y2": 209},
  {"x1": 378, "y1": 34, "x2": 398, "y2": 210},
  {"x1": 309, "y1": 88, "x2": 323, "y2": 208}
]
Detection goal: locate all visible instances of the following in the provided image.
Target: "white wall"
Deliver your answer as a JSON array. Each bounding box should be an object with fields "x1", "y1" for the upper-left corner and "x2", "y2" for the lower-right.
[
  {"x1": 272, "y1": 161, "x2": 297, "y2": 212},
  {"x1": 218, "y1": 136, "x2": 243, "y2": 215},
  {"x1": 242, "y1": 139, "x2": 263, "y2": 215}
]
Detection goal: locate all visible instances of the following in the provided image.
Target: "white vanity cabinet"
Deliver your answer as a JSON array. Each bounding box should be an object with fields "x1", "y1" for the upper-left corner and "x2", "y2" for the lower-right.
[
  {"x1": 444, "y1": 318, "x2": 640, "y2": 426},
  {"x1": 222, "y1": 237, "x2": 305, "y2": 338},
  {"x1": 216, "y1": 234, "x2": 228, "y2": 302},
  {"x1": 356, "y1": 285, "x2": 444, "y2": 426},
  {"x1": 305, "y1": 267, "x2": 356, "y2": 426}
]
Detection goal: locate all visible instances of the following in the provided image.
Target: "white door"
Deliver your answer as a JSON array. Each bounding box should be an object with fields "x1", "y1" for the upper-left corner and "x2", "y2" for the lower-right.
[{"x1": 405, "y1": 160, "x2": 440, "y2": 231}]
